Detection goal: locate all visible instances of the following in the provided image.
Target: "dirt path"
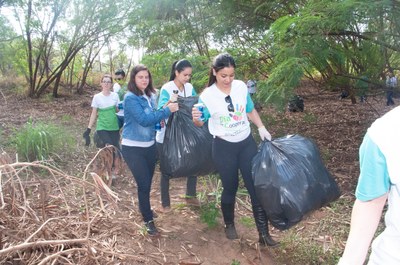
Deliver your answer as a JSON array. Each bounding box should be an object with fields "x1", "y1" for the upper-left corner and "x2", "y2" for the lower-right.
[{"x1": 109, "y1": 171, "x2": 278, "y2": 264}]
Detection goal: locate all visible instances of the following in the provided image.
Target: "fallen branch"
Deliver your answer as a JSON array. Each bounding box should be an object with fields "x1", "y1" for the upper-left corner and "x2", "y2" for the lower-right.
[{"x1": 0, "y1": 238, "x2": 88, "y2": 256}]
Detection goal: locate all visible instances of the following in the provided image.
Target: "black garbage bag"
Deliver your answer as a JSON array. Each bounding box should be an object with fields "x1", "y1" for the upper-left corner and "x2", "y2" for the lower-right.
[
  {"x1": 288, "y1": 95, "x2": 304, "y2": 112},
  {"x1": 252, "y1": 134, "x2": 340, "y2": 230},
  {"x1": 160, "y1": 96, "x2": 216, "y2": 178}
]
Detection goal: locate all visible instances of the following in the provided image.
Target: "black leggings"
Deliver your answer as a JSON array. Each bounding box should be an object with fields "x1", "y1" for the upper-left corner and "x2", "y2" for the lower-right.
[{"x1": 212, "y1": 134, "x2": 260, "y2": 206}]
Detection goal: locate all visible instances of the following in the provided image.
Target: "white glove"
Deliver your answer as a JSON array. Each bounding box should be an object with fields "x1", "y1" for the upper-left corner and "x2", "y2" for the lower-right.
[
  {"x1": 258, "y1": 126, "x2": 272, "y2": 141},
  {"x1": 170, "y1": 93, "x2": 178, "y2": 102}
]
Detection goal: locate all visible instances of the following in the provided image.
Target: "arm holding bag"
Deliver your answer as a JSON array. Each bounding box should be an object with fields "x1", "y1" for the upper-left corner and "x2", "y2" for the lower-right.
[
  {"x1": 252, "y1": 134, "x2": 340, "y2": 230},
  {"x1": 160, "y1": 96, "x2": 216, "y2": 178}
]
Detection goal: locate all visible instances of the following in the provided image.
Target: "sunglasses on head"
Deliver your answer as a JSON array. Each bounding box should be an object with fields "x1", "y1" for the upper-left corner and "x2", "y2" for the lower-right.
[{"x1": 225, "y1": 95, "x2": 234, "y2": 112}]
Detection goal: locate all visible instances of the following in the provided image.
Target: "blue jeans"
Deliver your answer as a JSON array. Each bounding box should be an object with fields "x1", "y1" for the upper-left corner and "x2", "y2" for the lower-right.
[
  {"x1": 387, "y1": 89, "x2": 395, "y2": 106},
  {"x1": 122, "y1": 144, "x2": 157, "y2": 222}
]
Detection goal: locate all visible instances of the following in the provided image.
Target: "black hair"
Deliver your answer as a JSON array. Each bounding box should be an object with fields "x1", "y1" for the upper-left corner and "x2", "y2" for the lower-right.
[
  {"x1": 207, "y1": 53, "x2": 236, "y2": 87},
  {"x1": 127, "y1": 64, "x2": 156, "y2": 97},
  {"x1": 115, "y1": 69, "x2": 126, "y2": 77},
  {"x1": 169, "y1": 59, "x2": 192, "y2": 81}
]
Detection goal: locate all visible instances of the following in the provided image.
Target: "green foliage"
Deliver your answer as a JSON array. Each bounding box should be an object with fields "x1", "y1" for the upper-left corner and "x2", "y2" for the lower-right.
[
  {"x1": 196, "y1": 174, "x2": 223, "y2": 228},
  {"x1": 141, "y1": 52, "x2": 210, "y2": 91},
  {"x1": 258, "y1": 57, "x2": 304, "y2": 110},
  {"x1": 61, "y1": 114, "x2": 73, "y2": 122},
  {"x1": 200, "y1": 201, "x2": 220, "y2": 228},
  {"x1": 231, "y1": 260, "x2": 241, "y2": 265},
  {"x1": 264, "y1": 0, "x2": 400, "y2": 106},
  {"x1": 239, "y1": 216, "x2": 254, "y2": 228},
  {"x1": 278, "y1": 233, "x2": 342, "y2": 265},
  {"x1": 129, "y1": 0, "x2": 213, "y2": 56},
  {"x1": 302, "y1": 112, "x2": 318, "y2": 123},
  {"x1": 11, "y1": 119, "x2": 75, "y2": 161}
]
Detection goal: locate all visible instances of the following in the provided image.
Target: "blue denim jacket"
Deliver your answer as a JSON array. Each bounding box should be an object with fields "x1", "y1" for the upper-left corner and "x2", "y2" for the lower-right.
[{"x1": 122, "y1": 91, "x2": 171, "y2": 142}]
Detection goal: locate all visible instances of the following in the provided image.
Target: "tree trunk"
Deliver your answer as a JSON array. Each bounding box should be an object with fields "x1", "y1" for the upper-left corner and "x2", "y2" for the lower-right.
[{"x1": 53, "y1": 73, "x2": 62, "y2": 98}]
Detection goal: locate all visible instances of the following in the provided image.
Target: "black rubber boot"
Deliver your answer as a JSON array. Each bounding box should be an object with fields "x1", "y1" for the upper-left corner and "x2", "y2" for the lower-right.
[
  {"x1": 224, "y1": 223, "x2": 239, "y2": 239},
  {"x1": 253, "y1": 205, "x2": 279, "y2": 247},
  {"x1": 221, "y1": 203, "x2": 238, "y2": 239}
]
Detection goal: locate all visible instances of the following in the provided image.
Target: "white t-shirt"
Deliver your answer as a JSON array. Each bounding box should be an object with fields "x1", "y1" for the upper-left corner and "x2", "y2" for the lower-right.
[
  {"x1": 91, "y1": 91, "x2": 119, "y2": 131},
  {"x1": 113, "y1": 83, "x2": 121, "y2": 93},
  {"x1": 91, "y1": 91, "x2": 119, "y2": 109},
  {"x1": 155, "y1": 81, "x2": 196, "y2": 143},
  {"x1": 200, "y1": 80, "x2": 251, "y2": 143},
  {"x1": 365, "y1": 106, "x2": 400, "y2": 264}
]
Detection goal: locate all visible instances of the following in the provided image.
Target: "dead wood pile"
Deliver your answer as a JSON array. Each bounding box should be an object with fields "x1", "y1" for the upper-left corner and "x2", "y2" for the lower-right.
[{"x1": 0, "y1": 149, "x2": 147, "y2": 264}]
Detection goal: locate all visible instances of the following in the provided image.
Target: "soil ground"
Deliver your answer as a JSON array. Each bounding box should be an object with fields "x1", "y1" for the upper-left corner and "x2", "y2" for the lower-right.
[{"x1": 0, "y1": 82, "x2": 397, "y2": 264}]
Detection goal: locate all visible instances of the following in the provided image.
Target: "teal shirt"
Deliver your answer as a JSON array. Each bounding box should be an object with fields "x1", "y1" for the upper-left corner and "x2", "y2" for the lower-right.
[
  {"x1": 356, "y1": 134, "x2": 391, "y2": 201},
  {"x1": 158, "y1": 87, "x2": 197, "y2": 109}
]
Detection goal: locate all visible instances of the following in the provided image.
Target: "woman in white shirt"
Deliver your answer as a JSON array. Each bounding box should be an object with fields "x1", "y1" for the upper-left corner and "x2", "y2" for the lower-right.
[
  {"x1": 156, "y1": 59, "x2": 199, "y2": 212},
  {"x1": 192, "y1": 53, "x2": 278, "y2": 247}
]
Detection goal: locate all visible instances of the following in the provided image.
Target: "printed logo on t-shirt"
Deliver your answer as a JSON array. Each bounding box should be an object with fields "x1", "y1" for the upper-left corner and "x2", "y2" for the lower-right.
[{"x1": 219, "y1": 104, "x2": 245, "y2": 131}]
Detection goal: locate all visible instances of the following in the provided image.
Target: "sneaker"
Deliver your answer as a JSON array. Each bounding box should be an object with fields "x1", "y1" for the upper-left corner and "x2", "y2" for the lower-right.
[
  {"x1": 224, "y1": 223, "x2": 239, "y2": 240},
  {"x1": 145, "y1": 220, "x2": 159, "y2": 236}
]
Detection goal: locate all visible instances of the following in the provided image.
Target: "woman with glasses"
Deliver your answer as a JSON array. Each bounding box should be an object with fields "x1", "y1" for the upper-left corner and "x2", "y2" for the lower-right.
[
  {"x1": 156, "y1": 59, "x2": 199, "y2": 212},
  {"x1": 192, "y1": 53, "x2": 278, "y2": 247},
  {"x1": 121, "y1": 64, "x2": 179, "y2": 236},
  {"x1": 83, "y1": 74, "x2": 120, "y2": 149}
]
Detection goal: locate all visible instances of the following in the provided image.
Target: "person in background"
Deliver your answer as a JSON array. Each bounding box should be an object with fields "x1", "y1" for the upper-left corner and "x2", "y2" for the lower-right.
[
  {"x1": 113, "y1": 69, "x2": 127, "y2": 128},
  {"x1": 385, "y1": 70, "x2": 397, "y2": 106},
  {"x1": 247, "y1": 79, "x2": 262, "y2": 111},
  {"x1": 247, "y1": 79, "x2": 257, "y2": 97},
  {"x1": 83, "y1": 74, "x2": 120, "y2": 149},
  {"x1": 338, "y1": 106, "x2": 400, "y2": 265},
  {"x1": 355, "y1": 75, "x2": 368, "y2": 103},
  {"x1": 192, "y1": 53, "x2": 278, "y2": 247},
  {"x1": 121, "y1": 64, "x2": 178, "y2": 236},
  {"x1": 156, "y1": 59, "x2": 199, "y2": 212}
]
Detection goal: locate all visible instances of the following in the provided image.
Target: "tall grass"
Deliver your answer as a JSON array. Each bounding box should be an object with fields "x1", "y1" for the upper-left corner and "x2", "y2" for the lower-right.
[{"x1": 11, "y1": 119, "x2": 75, "y2": 161}]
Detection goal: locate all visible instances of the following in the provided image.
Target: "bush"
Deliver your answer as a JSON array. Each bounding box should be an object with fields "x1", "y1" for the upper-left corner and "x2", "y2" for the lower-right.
[
  {"x1": 200, "y1": 201, "x2": 220, "y2": 228},
  {"x1": 11, "y1": 119, "x2": 75, "y2": 161}
]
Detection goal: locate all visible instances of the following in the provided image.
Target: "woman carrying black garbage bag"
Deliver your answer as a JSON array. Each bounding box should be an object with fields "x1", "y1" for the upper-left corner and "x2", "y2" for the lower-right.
[
  {"x1": 156, "y1": 59, "x2": 199, "y2": 212},
  {"x1": 192, "y1": 53, "x2": 279, "y2": 247}
]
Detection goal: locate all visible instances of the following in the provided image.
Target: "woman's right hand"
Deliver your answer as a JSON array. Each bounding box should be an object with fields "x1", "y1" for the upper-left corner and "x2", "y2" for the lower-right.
[
  {"x1": 167, "y1": 102, "x2": 179, "y2": 112},
  {"x1": 192, "y1": 107, "x2": 202, "y2": 121}
]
